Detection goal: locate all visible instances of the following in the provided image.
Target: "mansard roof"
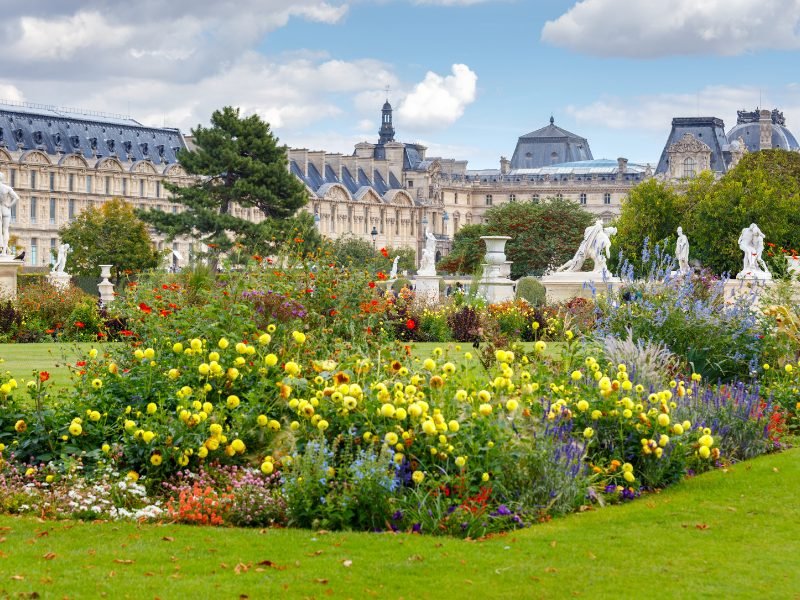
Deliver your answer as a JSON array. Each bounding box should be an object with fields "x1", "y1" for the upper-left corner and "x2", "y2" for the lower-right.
[
  {"x1": 510, "y1": 117, "x2": 593, "y2": 170},
  {"x1": 0, "y1": 103, "x2": 186, "y2": 165},
  {"x1": 290, "y1": 157, "x2": 411, "y2": 204},
  {"x1": 655, "y1": 117, "x2": 729, "y2": 176}
]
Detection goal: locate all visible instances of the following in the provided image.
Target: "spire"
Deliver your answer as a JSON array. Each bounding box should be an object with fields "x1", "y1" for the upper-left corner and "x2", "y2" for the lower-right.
[
  {"x1": 550, "y1": 115, "x2": 555, "y2": 125},
  {"x1": 379, "y1": 92, "x2": 395, "y2": 144}
]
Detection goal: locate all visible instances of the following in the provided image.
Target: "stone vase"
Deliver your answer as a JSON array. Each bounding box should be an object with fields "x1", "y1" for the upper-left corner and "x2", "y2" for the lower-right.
[
  {"x1": 98, "y1": 265, "x2": 114, "y2": 306},
  {"x1": 481, "y1": 236, "x2": 511, "y2": 266}
]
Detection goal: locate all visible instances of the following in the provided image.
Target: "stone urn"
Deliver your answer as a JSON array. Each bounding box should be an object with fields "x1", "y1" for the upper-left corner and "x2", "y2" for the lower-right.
[
  {"x1": 98, "y1": 265, "x2": 114, "y2": 306},
  {"x1": 481, "y1": 236, "x2": 511, "y2": 267}
]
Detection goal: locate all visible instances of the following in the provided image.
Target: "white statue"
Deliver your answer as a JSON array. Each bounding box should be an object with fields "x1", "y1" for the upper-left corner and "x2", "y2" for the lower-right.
[
  {"x1": 0, "y1": 173, "x2": 20, "y2": 255},
  {"x1": 736, "y1": 223, "x2": 771, "y2": 280},
  {"x1": 555, "y1": 219, "x2": 616, "y2": 275},
  {"x1": 675, "y1": 226, "x2": 690, "y2": 274},
  {"x1": 389, "y1": 256, "x2": 400, "y2": 280},
  {"x1": 52, "y1": 242, "x2": 71, "y2": 274},
  {"x1": 418, "y1": 228, "x2": 437, "y2": 276}
]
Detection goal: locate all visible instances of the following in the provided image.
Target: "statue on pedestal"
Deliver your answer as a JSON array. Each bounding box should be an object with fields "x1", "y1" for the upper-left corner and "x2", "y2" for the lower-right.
[
  {"x1": 736, "y1": 223, "x2": 771, "y2": 280},
  {"x1": 52, "y1": 243, "x2": 71, "y2": 274},
  {"x1": 418, "y1": 229, "x2": 437, "y2": 276},
  {"x1": 0, "y1": 173, "x2": 20, "y2": 255},
  {"x1": 675, "y1": 226, "x2": 690, "y2": 274},
  {"x1": 389, "y1": 256, "x2": 400, "y2": 280},
  {"x1": 555, "y1": 218, "x2": 616, "y2": 274}
]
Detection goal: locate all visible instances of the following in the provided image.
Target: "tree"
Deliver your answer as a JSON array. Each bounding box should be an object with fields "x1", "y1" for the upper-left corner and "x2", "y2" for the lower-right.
[
  {"x1": 139, "y1": 106, "x2": 308, "y2": 259},
  {"x1": 438, "y1": 199, "x2": 594, "y2": 278},
  {"x1": 327, "y1": 236, "x2": 415, "y2": 274},
  {"x1": 687, "y1": 150, "x2": 800, "y2": 274},
  {"x1": 610, "y1": 174, "x2": 711, "y2": 273},
  {"x1": 59, "y1": 199, "x2": 160, "y2": 279}
]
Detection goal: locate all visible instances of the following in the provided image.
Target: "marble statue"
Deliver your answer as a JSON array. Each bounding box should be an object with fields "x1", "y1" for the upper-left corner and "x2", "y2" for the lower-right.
[
  {"x1": 389, "y1": 256, "x2": 400, "y2": 280},
  {"x1": 0, "y1": 173, "x2": 20, "y2": 255},
  {"x1": 675, "y1": 226, "x2": 690, "y2": 274},
  {"x1": 52, "y1": 243, "x2": 71, "y2": 274},
  {"x1": 555, "y1": 219, "x2": 616, "y2": 274},
  {"x1": 736, "y1": 223, "x2": 771, "y2": 280},
  {"x1": 418, "y1": 228, "x2": 437, "y2": 276}
]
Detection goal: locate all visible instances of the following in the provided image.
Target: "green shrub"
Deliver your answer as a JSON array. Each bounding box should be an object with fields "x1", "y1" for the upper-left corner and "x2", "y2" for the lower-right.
[{"x1": 516, "y1": 277, "x2": 546, "y2": 306}]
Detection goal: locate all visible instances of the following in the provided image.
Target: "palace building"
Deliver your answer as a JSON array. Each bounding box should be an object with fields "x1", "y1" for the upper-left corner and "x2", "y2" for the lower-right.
[{"x1": 0, "y1": 101, "x2": 194, "y2": 268}]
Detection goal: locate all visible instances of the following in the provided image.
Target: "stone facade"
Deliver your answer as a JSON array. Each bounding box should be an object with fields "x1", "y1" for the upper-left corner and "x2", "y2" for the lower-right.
[{"x1": 0, "y1": 103, "x2": 194, "y2": 268}]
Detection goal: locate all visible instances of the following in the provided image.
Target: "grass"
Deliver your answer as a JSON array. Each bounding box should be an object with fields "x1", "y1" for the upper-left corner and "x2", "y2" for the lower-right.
[
  {"x1": 0, "y1": 448, "x2": 797, "y2": 599},
  {"x1": 0, "y1": 343, "x2": 102, "y2": 389}
]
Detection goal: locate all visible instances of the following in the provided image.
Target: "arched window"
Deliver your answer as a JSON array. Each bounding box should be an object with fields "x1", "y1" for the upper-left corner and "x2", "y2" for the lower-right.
[
  {"x1": 579, "y1": 193, "x2": 587, "y2": 205},
  {"x1": 683, "y1": 157, "x2": 697, "y2": 178}
]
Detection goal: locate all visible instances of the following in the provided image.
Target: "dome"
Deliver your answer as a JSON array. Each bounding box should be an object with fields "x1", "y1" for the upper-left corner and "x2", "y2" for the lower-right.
[
  {"x1": 726, "y1": 109, "x2": 799, "y2": 152},
  {"x1": 382, "y1": 101, "x2": 392, "y2": 111}
]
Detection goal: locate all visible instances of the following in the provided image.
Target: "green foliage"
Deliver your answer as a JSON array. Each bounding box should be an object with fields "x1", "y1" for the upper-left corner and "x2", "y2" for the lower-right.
[
  {"x1": 139, "y1": 106, "x2": 308, "y2": 256},
  {"x1": 515, "y1": 276, "x2": 546, "y2": 306},
  {"x1": 59, "y1": 199, "x2": 160, "y2": 280},
  {"x1": 438, "y1": 200, "x2": 594, "y2": 277}
]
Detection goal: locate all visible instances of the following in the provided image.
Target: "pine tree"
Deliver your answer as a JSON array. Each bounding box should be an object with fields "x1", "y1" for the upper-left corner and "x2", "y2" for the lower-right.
[{"x1": 139, "y1": 106, "x2": 309, "y2": 256}]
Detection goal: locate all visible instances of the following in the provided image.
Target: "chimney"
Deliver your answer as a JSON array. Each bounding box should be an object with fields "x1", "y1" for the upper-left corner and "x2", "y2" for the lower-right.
[
  {"x1": 759, "y1": 109, "x2": 772, "y2": 150},
  {"x1": 500, "y1": 156, "x2": 510, "y2": 175},
  {"x1": 617, "y1": 157, "x2": 628, "y2": 174}
]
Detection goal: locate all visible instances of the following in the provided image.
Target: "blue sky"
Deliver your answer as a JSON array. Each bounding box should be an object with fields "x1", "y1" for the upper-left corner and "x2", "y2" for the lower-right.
[{"x1": 3, "y1": 1, "x2": 800, "y2": 168}]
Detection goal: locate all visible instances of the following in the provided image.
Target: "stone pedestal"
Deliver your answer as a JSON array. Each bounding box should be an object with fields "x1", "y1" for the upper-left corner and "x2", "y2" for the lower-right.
[
  {"x1": 98, "y1": 265, "x2": 114, "y2": 306},
  {"x1": 723, "y1": 278, "x2": 774, "y2": 305},
  {"x1": 48, "y1": 271, "x2": 71, "y2": 291},
  {"x1": 413, "y1": 275, "x2": 441, "y2": 303},
  {"x1": 0, "y1": 256, "x2": 23, "y2": 300},
  {"x1": 478, "y1": 264, "x2": 515, "y2": 303},
  {"x1": 540, "y1": 271, "x2": 622, "y2": 303}
]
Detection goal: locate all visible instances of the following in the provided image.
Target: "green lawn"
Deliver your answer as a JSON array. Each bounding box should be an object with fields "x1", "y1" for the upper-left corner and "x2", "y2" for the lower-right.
[
  {"x1": 0, "y1": 448, "x2": 797, "y2": 599},
  {"x1": 0, "y1": 342, "x2": 104, "y2": 388}
]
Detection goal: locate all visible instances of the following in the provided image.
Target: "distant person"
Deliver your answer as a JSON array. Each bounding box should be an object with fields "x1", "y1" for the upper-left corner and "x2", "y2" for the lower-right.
[{"x1": 445, "y1": 284, "x2": 453, "y2": 297}]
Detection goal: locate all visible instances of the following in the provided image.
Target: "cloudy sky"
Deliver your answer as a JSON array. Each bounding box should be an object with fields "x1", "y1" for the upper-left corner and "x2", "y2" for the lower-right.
[{"x1": 2, "y1": 0, "x2": 800, "y2": 167}]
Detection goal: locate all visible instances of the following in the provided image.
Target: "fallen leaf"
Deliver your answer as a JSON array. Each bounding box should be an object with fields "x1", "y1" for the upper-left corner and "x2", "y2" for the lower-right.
[
  {"x1": 545, "y1": 567, "x2": 558, "y2": 573},
  {"x1": 113, "y1": 559, "x2": 135, "y2": 565},
  {"x1": 695, "y1": 524, "x2": 709, "y2": 530},
  {"x1": 256, "y1": 560, "x2": 286, "y2": 571},
  {"x1": 10, "y1": 575, "x2": 24, "y2": 581},
  {"x1": 773, "y1": 467, "x2": 779, "y2": 473},
  {"x1": 144, "y1": 572, "x2": 154, "y2": 577},
  {"x1": 306, "y1": 550, "x2": 323, "y2": 557},
  {"x1": 42, "y1": 552, "x2": 57, "y2": 560},
  {"x1": 315, "y1": 578, "x2": 329, "y2": 585},
  {"x1": 162, "y1": 536, "x2": 174, "y2": 542},
  {"x1": 35, "y1": 530, "x2": 49, "y2": 538},
  {"x1": 234, "y1": 562, "x2": 250, "y2": 574},
  {"x1": 464, "y1": 579, "x2": 474, "y2": 585},
  {"x1": 342, "y1": 559, "x2": 353, "y2": 568},
  {"x1": 549, "y1": 540, "x2": 557, "y2": 548},
  {"x1": 407, "y1": 555, "x2": 424, "y2": 562}
]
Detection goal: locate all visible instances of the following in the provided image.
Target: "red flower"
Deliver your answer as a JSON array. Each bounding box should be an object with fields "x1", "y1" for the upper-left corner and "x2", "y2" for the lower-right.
[
  {"x1": 377, "y1": 271, "x2": 387, "y2": 281},
  {"x1": 380, "y1": 247, "x2": 389, "y2": 258},
  {"x1": 252, "y1": 254, "x2": 263, "y2": 262},
  {"x1": 368, "y1": 281, "x2": 376, "y2": 289},
  {"x1": 139, "y1": 302, "x2": 152, "y2": 314},
  {"x1": 74, "y1": 321, "x2": 85, "y2": 329},
  {"x1": 120, "y1": 330, "x2": 134, "y2": 337},
  {"x1": 329, "y1": 309, "x2": 338, "y2": 316},
  {"x1": 406, "y1": 319, "x2": 416, "y2": 330},
  {"x1": 76, "y1": 361, "x2": 87, "y2": 367},
  {"x1": 294, "y1": 237, "x2": 304, "y2": 244},
  {"x1": 45, "y1": 329, "x2": 55, "y2": 334},
  {"x1": 159, "y1": 309, "x2": 171, "y2": 317},
  {"x1": 39, "y1": 371, "x2": 50, "y2": 383}
]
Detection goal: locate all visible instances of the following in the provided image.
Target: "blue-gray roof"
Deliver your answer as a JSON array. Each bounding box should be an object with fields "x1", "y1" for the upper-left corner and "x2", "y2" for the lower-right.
[
  {"x1": 726, "y1": 122, "x2": 799, "y2": 153},
  {"x1": 0, "y1": 104, "x2": 185, "y2": 165},
  {"x1": 290, "y1": 159, "x2": 405, "y2": 199},
  {"x1": 510, "y1": 118, "x2": 593, "y2": 169},
  {"x1": 655, "y1": 117, "x2": 729, "y2": 175}
]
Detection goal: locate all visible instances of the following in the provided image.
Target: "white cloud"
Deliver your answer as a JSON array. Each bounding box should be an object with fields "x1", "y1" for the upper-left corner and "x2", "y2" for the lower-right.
[
  {"x1": 398, "y1": 64, "x2": 477, "y2": 129},
  {"x1": 565, "y1": 85, "x2": 800, "y2": 134},
  {"x1": 413, "y1": 0, "x2": 495, "y2": 5},
  {"x1": 0, "y1": 83, "x2": 25, "y2": 103},
  {"x1": 13, "y1": 11, "x2": 133, "y2": 60},
  {"x1": 542, "y1": 0, "x2": 800, "y2": 57}
]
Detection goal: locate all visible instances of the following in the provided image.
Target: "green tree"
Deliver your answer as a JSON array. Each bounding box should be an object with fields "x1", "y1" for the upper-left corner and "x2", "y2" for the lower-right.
[
  {"x1": 610, "y1": 173, "x2": 713, "y2": 273},
  {"x1": 438, "y1": 199, "x2": 594, "y2": 278},
  {"x1": 59, "y1": 199, "x2": 160, "y2": 279},
  {"x1": 139, "y1": 106, "x2": 308, "y2": 259},
  {"x1": 327, "y1": 236, "x2": 415, "y2": 274},
  {"x1": 687, "y1": 150, "x2": 800, "y2": 274}
]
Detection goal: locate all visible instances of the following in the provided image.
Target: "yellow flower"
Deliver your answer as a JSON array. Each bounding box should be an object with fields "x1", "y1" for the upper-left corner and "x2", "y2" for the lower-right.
[
  {"x1": 385, "y1": 432, "x2": 399, "y2": 445},
  {"x1": 423, "y1": 358, "x2": 436, "y2": 371},
  {"x1": 534, "y1": 341, "x2": 547, "y2": 353},
  {"x1": 454, "y1": 456, "x2": 466, "y2": 468},
  {"x1": 197, "y1": 446, "x2": 209, "y2": 459},
  {"x1": 785, "y1": 364, "x2": 793, "y2": 373},
  {"x1": 657, "y1": 414, "x2": 670, "y2": 427},
  {"x1": 231, "y1": 439, "x2": 246, "y2": 453},
  {"x1": 292, "y1": 331, "x2": 306, "y2": 344},
  {"x1": 218, "y1": 338, "x2": 229, "y2": 350},
  {"x1": 317, "y1": 419, "x2": 329, "y2": 431},
  {"x1": 69, "y1": 422, "x2": 82, "y2": 436},
  {"x1": 264, "y1": 353, "x2": 278, "y2": 367},
  {"x1": 623, "y1": 470, "x2": 635, "y2": 483},
  {"x1": 412, "y1": 470, "x2": 425, "y2": 484},
  {"x1": 145, "y1": 402, "x2": 157, "y2": 415},
  {"x1": 257, "y1": 414, "x2": 268, "y2": 427},
  {"x1": 15, "y1": 419, "x2": 27, "y2": 433},
  {"x1": 481, "y1": 472, "x2": 490, "y2": 482},
  {"x1": 150, "y1": 453, "x2": 162, "y2": 466},
  {"x1": 672, "y1": 424, "x2": 684, "y2": 435},
  {"x1": 763, "y1": 363, "x2": 770, "y2": 370},
  {"x1": 101, "y1": 443, "x2": 110, "y2": 453},
  {"x1": 268, "y1": 420, "x2": 281, "y2": 431},
  {"x1": 442, "y1": 362, "x2": 456, "y2": 375},
  {"x1": 143, "y1": 348, "x2": 155, "y2": 360},
  {"x1": 380, "y1": 403, "x2": 396, "y2": 418},
  {"x1": 448, "y1": 420, "x2": 460, "y2": 432},
  {"x1": 464, "y1": 352, "x2": 473, "y2": 360},
  {"x1": 479, "y1": 403, "x2": 493, "y2": 416},
  {"x1": 142, "y1": 431, "x2": 155, "y2": 443},
  {"x1": 235, "y1": 342, "x2": 247, "y2": 354},
  {"x1": 699, "y1": 434, "x2": 714, "y2": 448},
  {"x1": 622, "y1": 462, "x2": 633, "y2": 473},
  {"x1": 583, "y1": 427, "x2": 594, "y2": 439},
  {"x1": 259, "y1": 333, "x2": 271, "y2": 345},
  {"x1": 134, "y1": 349, "x2": 144, "y2": 360},
  {"x1": 127, "y1": 471, "x2": 139, "y2": 482},
  {"x1": 591, "y1": 409, "x2": 602, "y2": 420},
  {"x1": 88, "y1": 348, "x2": 99, "y2": 359},
  {"x1": 173, "y1": 342, "x2": 184, "y2": 354},
  {"x1": 571, "y1": 370, "x2": 583, "y2": 381},
  {"x1": 284, "y1": 361, "x2": 300, "y2": 376},
  {"x1": 261, "y1": 461, "x2": 275, "y2": 475},
  {"x1": 477, "y1": 389, "x2": 491, "y2": 403},
  {"x1": 506, "y1": 399, "x2": 519, "y2": 411},
  {"x1": 226, "y1": 395, "x2": 240, "y2": 409},
  {"x1": 91, "y1": 378, "x2": 103, "y2": 389},
  {"x1": 576, "y1": 399, "x2": 589, "y2": 412}
]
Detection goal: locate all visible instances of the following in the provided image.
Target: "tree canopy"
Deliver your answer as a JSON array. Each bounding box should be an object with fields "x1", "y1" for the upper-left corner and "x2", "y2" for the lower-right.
[
  {"x1": 612, "y1": 149, "x2": 800, "y2": 275},
  {"x1": 59, "y1": 199, "x2": 160, "y2": 279},
  {"x1": 139, "y1": 106, "x2": 308, "y2": 256},
  {"x1": 438, "y1": 198, "x2": 595, "y2": 278}
]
